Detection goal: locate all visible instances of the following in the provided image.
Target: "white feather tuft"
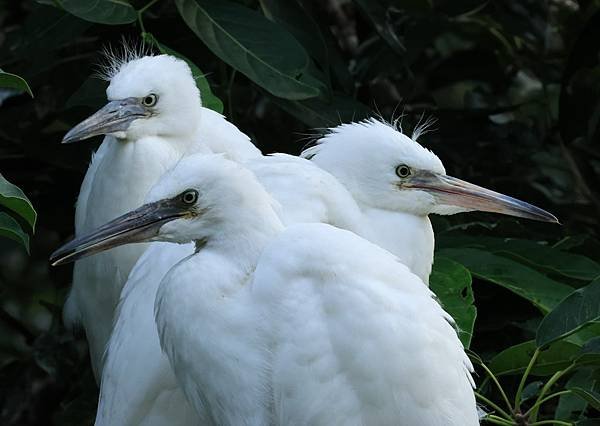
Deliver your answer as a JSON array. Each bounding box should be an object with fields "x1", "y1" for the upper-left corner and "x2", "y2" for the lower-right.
[
  {"x1": 94, "y1": 38, "x2": 156, "y2": 81},
  {"x1": 412, "y1": 113, "x2": 437, "y2": 141}
]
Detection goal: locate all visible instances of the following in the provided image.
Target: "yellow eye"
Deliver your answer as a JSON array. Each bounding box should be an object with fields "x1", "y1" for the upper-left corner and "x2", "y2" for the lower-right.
[
  {"x1": 142, "y1": 94, "x2": 158, "y2": 107},
  {"x1": 181, "y1": 189, "x2": 198, "y2": 205},
  {"x1": 395, "y1": 165, "x2": 411, "y2": 178}
]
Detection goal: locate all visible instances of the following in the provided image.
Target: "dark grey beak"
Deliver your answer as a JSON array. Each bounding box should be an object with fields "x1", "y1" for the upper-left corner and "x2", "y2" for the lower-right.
[
  {"x1": 50, "y1": 198, "x2": 188, "y2": 266},
  {"x1": 62, "y1": 98, "x2": 149, "y2": 143},
  {"x1": 408, "y1": 171, "x2": 559, "y2": 223}
]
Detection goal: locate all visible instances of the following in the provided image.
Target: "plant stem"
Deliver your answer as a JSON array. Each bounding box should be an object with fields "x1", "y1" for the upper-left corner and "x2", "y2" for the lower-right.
[
  {"x1": 477, "y1": 360, "x2": 514, "y2": 413},
  {"x1": 514, "y1": 348, "x2": 540, "y2": 410},
  {"x1": 484, "y1": 414, "x2": 514, "y2": 425},
  {"x1": 528, "y1": 365, "x2": 575, "y2": 422},
  {"x1": 475, "y1": 392, "x2": 513, "y2": 421},
  {"x1": 523, "y1": 390, "x2": 572, "y2": 418}
]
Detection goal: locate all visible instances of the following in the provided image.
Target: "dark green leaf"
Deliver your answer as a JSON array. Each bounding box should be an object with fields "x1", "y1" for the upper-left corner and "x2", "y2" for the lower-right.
[
  {"x1": 142, "y1": 33, "x2": 224, "y2": 113},
  {"x1": 569, "y1": 387, "x2": 600, "y2": 411},
  {"x1": 258, "y1": 0, "x2": 353, "y2": 92},
  {"x1": 574, "y1": 337, "x2": 600, "y2": 366},
  {"x1": 259, "y1": 0, "x2": 327, "y2": 66},
  {"x1": 557, "y1": 368, "x2": 596, "y2": 420},
  {"x1": 438, "y1": 248, "x2": 573, "y2": 313},
  {"x1": 58, "y1": 0, "x2": 137, "y2": 25},
  {"x1": 175, "y1": 0, "x2": 325, "y2": 100},
  {"x1": 0, "y1": 69, "x2": 33, "y2": 97},
  {"x1": 0, "y1": 174, "x2": 36, "y2": 229},
  {"x1": 0, "y1": 213, "x2": 30, "y2": 252},
  {"x1": 438, "y1": 236, "x2": 600, "y2": 281},
  {"x1": 536, "y1": 278, "x2": 600, "y2": 348},
  {"x1": 520, "y1": 381, "x2": 543, "y2": 403},
  {"x1": 430, "y1": 257, "x2": 476, "y2": 348},
  {"x1": 488, "y1": 339, "x2": 580, "y2": 377}
]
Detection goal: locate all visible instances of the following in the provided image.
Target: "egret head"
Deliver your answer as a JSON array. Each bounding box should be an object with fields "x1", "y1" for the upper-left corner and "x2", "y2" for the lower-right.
[
  {"x1": 62, "y1": 54, "x2": 202, "y2": 144},
  {"x1": 50, "y1": 155, "x2": 279, "y2": 265},
  {"x1": 302, "y1": 118, "x2": 557, "y2": 222}
]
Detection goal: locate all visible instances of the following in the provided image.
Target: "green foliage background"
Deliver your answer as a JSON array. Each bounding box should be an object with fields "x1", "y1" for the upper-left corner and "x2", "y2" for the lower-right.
[{"x1": 0, "y1": 0, "x2": 599, "y2": 424}]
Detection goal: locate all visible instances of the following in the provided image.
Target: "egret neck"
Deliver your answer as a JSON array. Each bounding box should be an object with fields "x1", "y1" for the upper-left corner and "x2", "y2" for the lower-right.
[
  {"x1": 362, "y1": 209, "x2": 434, "y2": 283},
  {"x1": 155, "y1": 210, "x2": 284, "y2": 425},
  {"x1": 67, "y1": 132, "x2": 207, "y2": 377}
]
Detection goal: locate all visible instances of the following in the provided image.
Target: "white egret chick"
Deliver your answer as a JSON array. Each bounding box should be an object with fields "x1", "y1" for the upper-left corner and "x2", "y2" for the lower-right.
[
  {"x1": 302, "y1": 119, "x2": 557, "y2": 282},
  {"x1": 62, "y1": 52, "x2": 260, "y2": 378},
  {"x1": 51, "y1": 155, "x2": 480, "y2": 426}
]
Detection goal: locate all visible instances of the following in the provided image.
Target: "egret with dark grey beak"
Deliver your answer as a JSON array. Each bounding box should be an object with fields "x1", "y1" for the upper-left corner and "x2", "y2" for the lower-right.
[
  {"x1": 60, "y1": 52, "x2": 260, "y2": 382},
  {"x1": 50, "y1": 154, "x2": 482, "y2": 426}
]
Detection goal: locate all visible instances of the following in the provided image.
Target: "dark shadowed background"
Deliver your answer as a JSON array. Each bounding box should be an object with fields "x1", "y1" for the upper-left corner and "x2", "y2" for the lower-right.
[{"x1": 0, "y1": 0, "x2": 599, "y2": 424}]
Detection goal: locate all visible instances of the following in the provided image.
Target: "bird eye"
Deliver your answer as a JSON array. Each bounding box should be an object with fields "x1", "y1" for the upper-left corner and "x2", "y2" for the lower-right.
[
  {"x1": 142, "y1": 94, "x2": 158, "y2": 107},
  {"x1": 395, "y1": 165, "x2": 411, "y2": 178},
  {"x1": 181, "y1": 189, "x2": 198, "y2": 205}
]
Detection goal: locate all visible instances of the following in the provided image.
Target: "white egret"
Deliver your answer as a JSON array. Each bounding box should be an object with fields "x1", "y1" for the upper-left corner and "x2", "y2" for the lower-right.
[
  {"x1": 61, "y1": 52, "x2": 260, "y2": 377},
  {"x1": 302, "y1": 118, "x2": 558, "y2": 282},
  {"x1": 51, "y1": 155, "x2": 480, "y2": 426}
]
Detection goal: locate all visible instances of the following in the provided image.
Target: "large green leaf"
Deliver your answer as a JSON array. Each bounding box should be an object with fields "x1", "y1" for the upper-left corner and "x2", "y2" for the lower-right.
[
  {"x1": 0, "y1": 174, "x2": 36, "y2": 229},
  {"x1": 570, "y1": 387, "x2": 600, "y2": 411},
  {"x1": 438, "y1": 236, "x2": 600, "y2": 281},
  {"x1": 258, "y1": 0, "x2": 353, "y2": 92},
  {"x1": 142, "y1": 33, "x2": 224, "y2": 114},
  {"x1": 556, "y1": 368, "x2": 597, "y2": 421},
  {"x1": 175, "y1": 0, "x2": 325, "y2": 100},
  {"x1": 0, "y1": 213, "x2": 30, "y2": 252},
  {"x1": 58, "y1": 0, "x2": 137, "y2": 25},
  {"x1": 259, "y1": 0, "x2": 328, "y2": 66},
  {"x1": 429, "y1": 257, "x2": 476, "y2": 348},
  {"x1": 0, "y1": 69, "x2": 33, "y2": 97},
  {"x1": 488, "y1": 339, "x2": 581, "y2": 377},
  {"x1": 438, "y1": 248, "x2": 573, "y2": 313},
  {"x1": 574, "y1": 337, "x2": 600, "y2": 367},
  {"x1": 536, "y1": 278, "x2": 600, "y2": 348}
]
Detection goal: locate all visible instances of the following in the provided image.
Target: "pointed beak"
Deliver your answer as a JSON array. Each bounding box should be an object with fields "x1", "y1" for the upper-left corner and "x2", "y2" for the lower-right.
[
  {"x1": 62, "y1": 98, "x2": 149, "y2": 143},
  {"x1": 407, "y1": 171, "x2": 559, "y2": 223},
  {"x1": 50, "y1": 198, "x2": 188, "y2": 266}
]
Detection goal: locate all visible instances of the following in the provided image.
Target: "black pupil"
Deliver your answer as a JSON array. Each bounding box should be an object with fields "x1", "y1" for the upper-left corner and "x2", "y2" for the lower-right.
[
  {"x1": 399, "y1": 167, "x2": 408, "y2": 176},
  {"x1": 184, "y1": 192, "x2": 195, "y2": 203},
  {"x1": 145, "y1": 96, "x2": 154, "y2": 105}
]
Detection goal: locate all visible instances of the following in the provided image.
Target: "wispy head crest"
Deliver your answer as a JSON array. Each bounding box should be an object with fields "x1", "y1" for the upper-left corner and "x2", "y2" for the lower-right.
[
  {"x1": 411, "y1": 112, "x2": 437, "y2": 141},
  {"x1": 94, "y1": 38, "x2": 156, "y2": 81}
]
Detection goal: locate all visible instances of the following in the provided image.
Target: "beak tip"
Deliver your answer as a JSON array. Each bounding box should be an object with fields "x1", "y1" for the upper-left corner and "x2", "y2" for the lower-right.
[
  {"x1": 61, "y1": 132, "x2": 82, "y2": 144},
  {"x1": 48, "y1": 253, "x2": 61, "y2": 266}
]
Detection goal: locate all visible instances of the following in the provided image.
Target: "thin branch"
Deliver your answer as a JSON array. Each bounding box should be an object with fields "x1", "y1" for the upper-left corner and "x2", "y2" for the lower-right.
[{"x1": 515, "y1": 348, "x2": 540, "y2": 410}]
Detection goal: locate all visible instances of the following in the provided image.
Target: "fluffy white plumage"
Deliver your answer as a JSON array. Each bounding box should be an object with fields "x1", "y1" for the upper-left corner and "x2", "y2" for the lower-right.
[
  {"x1": 301, "y1": 118, "x2": 446, "y2": 283},
  {"x1": 63, "y1": 53, "x2": 261, "y2": 378},
  {"x1": 96, "y1": 155, "x2": 478, "y2": 425}
]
